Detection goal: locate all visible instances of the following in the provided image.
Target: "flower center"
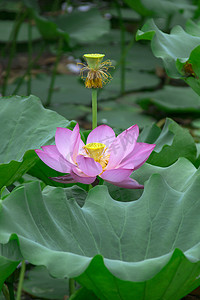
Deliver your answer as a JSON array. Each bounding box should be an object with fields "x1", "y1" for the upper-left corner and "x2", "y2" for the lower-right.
[
  {"x1": 84, "y1": 142, "x2": 106, "y2": 161},
  {"x1": 84, "y1": 54, "x2": 105, "y2": 69},
  {"x1": 83, "y1": 142, "x2": 110, "y2": 171}
]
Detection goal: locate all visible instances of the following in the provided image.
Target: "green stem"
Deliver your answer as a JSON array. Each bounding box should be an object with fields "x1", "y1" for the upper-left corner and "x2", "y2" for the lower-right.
[
  {"x1": 13, "y1": 42, "x2": 45, "y2": 95},
  {"x1": 2, "y1": 284, "x2": 10, "y2": 300},
  {"x1": 115, "y1": 0, "x2": 126, "y2": 95},
  {"x1": 92, "y1": 88, "x2": 98, "y2": 130},
  {"x1": 16, "y1": 261, "x2": 26, "y2": 300},
  {"x1": 69, "y1": 278, "x2": 76, "y2": 296},
  {"x1": 27, "y1": 19, "x2": 32, "y2": 95},
  {"x1": 52, "y1": 0, "x2": 61, "y2": 11},
  {"x1": 46, "y1": 37, "x2": 63, "y2": 107},
  {"x1": 2, "y1": 10, "x2": 27, "y2": 96},
  {"x1": 6, "y1": 283, "x2": 15, "y2": 300}
]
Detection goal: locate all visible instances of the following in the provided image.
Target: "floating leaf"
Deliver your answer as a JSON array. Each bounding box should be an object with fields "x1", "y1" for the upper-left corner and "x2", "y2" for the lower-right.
[
  {"x1": 6, "y1": 75, "x2": 91, "y2": 106},
  {"x1": 1, "y1": 177, "x2": 200, "y2": 299},
  {"x1": 124, "y1": 0, "x2": 195, "y2": 17},
  {"x1": 136, "y1": 86, "x2": 200, "y2": 112},
  {"x1": 88, "y1": 102, "x2": 155, "y2": 129},
  {"x1": 100, "y1": 69, "x2": 160, "y2": 100},
  {"x1": 34, "y1": 8, "x2": 109, "y2": 44},
  {"x1": 0, "y1": 95, "x2": 71, "y2": 188},
  {"x1": 0, "y1": 21, "x2": 41, "y2": 42}
]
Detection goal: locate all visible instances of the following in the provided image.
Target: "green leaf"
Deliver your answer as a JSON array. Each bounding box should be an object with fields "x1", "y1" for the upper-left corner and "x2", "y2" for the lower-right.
[
  {"x1": 136, "y1": 86, "x2": 200, "y2": 112},
  {"x1": 1, "y1": 178, "x2": 200, "y2": 299},
  {"x1": 106, "y1": 157, "x2": 198, "y2": 202},
  {"x1": 140, "y1": 118, "x2": 197, "y2": 167},
  {"x1": 107, "y1": 157, "x2": 199, "y2": 202},
  {"x1": 123, "y1": 0, "x2": 152, "y2": 16},
  {"x1": 100, "y1": 69, "x2": 160, "y2": 100},
  {"x1": 23, "y1": 266, "x2": 69, "y2": 299},
  {"x1": 136, "y1": 19, "x2": 200, "y2": 85},
  {"x1": 124, "y1": 0, "x2": 195, "y2": 17},
  {"x1": 6, "y1": 74, "x2": 91, "y2": 107},
  {"x1": 34, "y1": 8, "x2": 109, "y2": 44},
  {"x1": 69, "y1": 287, "x2": 98, "y2": 300},
  {"x1": 88, "y1": 103, "x2": 155, "y2": 129},
  {"x1": 54, "y1": 9, "x2": 110, "y2": 45},
  {"x1": 0, "y1": 240, "x2": 22, "y2": 291},
  {"x1": 0, "y1": 21, "x2": 41, "y2": 43},
  {"x1": 0, "y1": 95, "x2": 70, "y2": 188}
]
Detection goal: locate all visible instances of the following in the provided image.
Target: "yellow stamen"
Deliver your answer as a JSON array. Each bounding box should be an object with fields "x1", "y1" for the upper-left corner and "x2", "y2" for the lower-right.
[
  {"x1": 78, "y1": 53, "x2": 114, "y2": 89},
  {"x1": 84, "y1": 143, "x2": 106, "y2": 161}
]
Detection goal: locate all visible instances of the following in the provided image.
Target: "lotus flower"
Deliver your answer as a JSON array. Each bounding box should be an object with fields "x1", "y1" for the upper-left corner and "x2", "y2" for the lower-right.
[{"x1": 35, "y1": 124, "x2": 155, "y2": 189}]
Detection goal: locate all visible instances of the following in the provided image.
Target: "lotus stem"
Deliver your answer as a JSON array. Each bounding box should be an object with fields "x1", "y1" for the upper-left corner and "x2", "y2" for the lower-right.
[
  {"x1": 46, "y1": 37, "x2": 63, "y2": 107},
  {"x1": 13, "y1": 42, "x2": 45, "y2": 95},
  {"x1": 69, "y1": 278, "x2": 76, "y2": 296},
  {"x1": 115, "y1": 0, "x2": 126, "y2": 95},
  {"x1": 6, "y1": 282, "x2": 15, "y2": 300},
  {"x1": 92, "y1": 88, "x2": 98, "y2": 129},
  {"x1": 2, "y1": 284, "x2": 10, "y2": 300},
  {"x1": 16, "y1": 260, "x2": 26, "y2": 300}
]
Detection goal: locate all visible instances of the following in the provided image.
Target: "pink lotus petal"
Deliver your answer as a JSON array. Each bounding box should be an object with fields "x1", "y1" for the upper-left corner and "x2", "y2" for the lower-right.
[
  {"x1": 49, "y1": 174, "x2": 96, "y2": 184},
  {"x1": 108, "y1": 177, "x2": 144, "y2": 189},
  {"x1": 71, "y1": 170, "x2": 96, "y2": 184},
  {"x1": 70, "y1": 123, "x2": 82, "y2": 163},
  {"x1": 76, "y1": 155, "x2": 102, "y2": 176},
  {"x1": 55, "y1": 127, "x2": 72, "y2": 159},
  {"x1": 119, "y1": 143, "x2": 156, "y2": 170},
  {"x1": 41, "y1": 145, "x2": 61, "y2": 158},
  {"x1": 117, "y1": 124, "x2": 139, "y2": 158},
  {"x1": 87, "y1": 125, "x2": 116, "y2": 148},
  {"x1": 50, "y1": 174, "x2": 76, "y2": 183},
  {"x1": 106, "y1": 125, "x2": 139, "y2": 170},
  {"x1": 50, "y1": 172, "x2": 96, "y2": 184},
  {"x1": 100, "y1": 168, "x2": 132, "y2": 182},
  {"x1": 35, "y1": 148, "x2": 71, "y2": 173}
]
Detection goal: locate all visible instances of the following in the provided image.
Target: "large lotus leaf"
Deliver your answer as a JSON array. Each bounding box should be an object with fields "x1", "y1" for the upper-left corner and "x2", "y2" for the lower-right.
[
  {"x1": 186, "y1": 19, "x2": 200, "y2": 38},
  {"x1": 0, "y1": 95, "x2": 71, "y2": 188},
  {"x1": 106, "y1": 157, "x2": 198, "y2": 202},
  {"x1": 1, "y1": 178, "x2": 200, "y2": 299},
  {"x1": 34, "y1": 8, "x2": 109, "y2": 44},
  {"x1": 176, "y1": 45, "x2": 200, "y2": 96},
  {"x1": 136, "y1": 86, "x2": 200, "y2": 112},
  {"x1": 124, "y1": 0, "x2": 195, "y2": 17},
  {"x1": 139, "y1": 118, "x2": 197, "y2": 167},
  {"x1": 0, "y1": 240, "x2": 22, "y2": 291},
  {"x1": 136, "y1": 19, "x2": 200, "y2": 94}
]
